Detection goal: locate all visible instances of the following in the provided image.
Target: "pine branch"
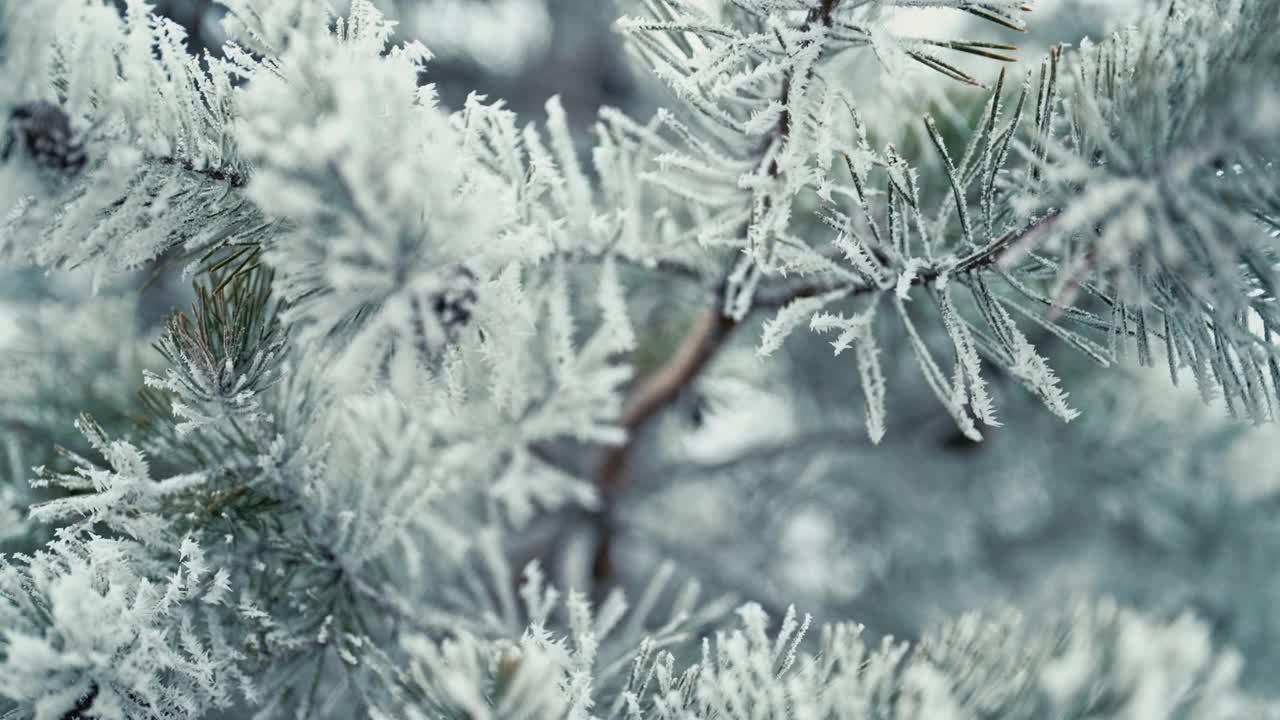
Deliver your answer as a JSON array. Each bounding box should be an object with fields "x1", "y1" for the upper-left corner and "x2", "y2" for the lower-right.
[
  {"x1": 586, "y1": 0, "x2": 847, "y2": 589},
  {"x1": 755, "y1": 208, "x2": 1064, "y2": 308},
  {"x1": 588, "y1": 300, "x2": 737, "y2": 585},
  {"x1": 584, "y1": 190, "x2": 1056, "y2": 587},
  {"x1": 153, "y1": 153, "x2": 250, "y2": 189},
  {"x1": 597, "y1": 303, "x2": 738, "y2": 488}
]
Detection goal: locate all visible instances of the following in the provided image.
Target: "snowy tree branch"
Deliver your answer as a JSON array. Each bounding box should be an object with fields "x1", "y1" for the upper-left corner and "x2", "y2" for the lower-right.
[{"x1": 586, "y1": 0, "x2": 849, "y2": 586}]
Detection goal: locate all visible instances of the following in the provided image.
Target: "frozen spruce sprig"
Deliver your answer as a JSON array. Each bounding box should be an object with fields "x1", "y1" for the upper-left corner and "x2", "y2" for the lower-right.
[
  {"x1": 1015, "y1": 0, "x2": 1280, "y2": 422},
  {"x1": 616, "y1": 0, "x2": 1027, "y2": 281},
  {"x1": 28, "y1": 414, "x2": 211, "y2": 546},
  {"x1": 143, "y1": 269, "x2": 286, "y2": 442},
  {"x1": 0, "y1": 292, "x2": 142, "y2": 546},
  {"x1": 617, "y1": 0, "x2": 1093, "y2": 442},
  {"x1": 0, "y1": 0, "x2": 262, "y2": 285},
  {"x1": 726, "y1": 0, "x2": 1278, "y2": 435},
  {"x1": 230, "y1": 1, "x2": 510, "y2": 379},
  {"x1": 0, "y1": 532, "x2": 251, "y2": 720}
]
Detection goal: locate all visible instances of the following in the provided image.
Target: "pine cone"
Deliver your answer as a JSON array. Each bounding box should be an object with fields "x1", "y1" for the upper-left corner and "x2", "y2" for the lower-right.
[
  {"x1": 431, "y1": 285, "x2": 478, "y2": 329},
  {"x1": 2, "y1": 101, "x2": 87, "y2": 173},
  {"x1": 429, "y1": 265, "x2": 478, "y2": 331}
]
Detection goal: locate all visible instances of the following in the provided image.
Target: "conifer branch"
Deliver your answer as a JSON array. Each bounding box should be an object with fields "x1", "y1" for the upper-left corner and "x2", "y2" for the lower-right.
[
  {"x1": 153, "y1": 154, "x2": 251, "y2": 189},
  {"x1": 587, "y1": 0, "x2": 847, "y2": 587},
  {"x1": 7, "y1": 1, "x2": 1278, "y2": 715},
  {"x1": 756, "y1": 209, "x2": 1064, "y2": 308}
]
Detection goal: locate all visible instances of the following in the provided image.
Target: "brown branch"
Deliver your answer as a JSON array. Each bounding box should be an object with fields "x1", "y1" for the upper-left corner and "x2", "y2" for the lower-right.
[
  {"x1": 584, "y1": 0, "x2": 846, "y2": 588},
  {"x1": 596, "y1": 306, "x2": 739, "y2": 492},
  {"x1": 588, "y1": 304, "x2": 738, "y2": 583}
]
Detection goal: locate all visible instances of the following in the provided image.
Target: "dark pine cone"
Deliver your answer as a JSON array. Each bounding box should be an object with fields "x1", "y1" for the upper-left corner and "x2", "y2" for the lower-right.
[
  {"x1": 409, "y1": 267, "x2": 480, "y2": 357},
  {"x1": 432, "y1": 285, "x2": 479, "y2": 329},
  {"x1": 2, "y1": 101, "x2": 87, "y2": 173},
  {"x1": 429, "y1": 265, "x2": 479, "y2": 331}
]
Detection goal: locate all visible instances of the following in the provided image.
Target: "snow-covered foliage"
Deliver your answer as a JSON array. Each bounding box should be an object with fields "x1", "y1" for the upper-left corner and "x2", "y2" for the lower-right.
[
  {"x1": 1, "y1": 0, "x2": 1278, "y2": 717},
  {"x1": 0, "y1": 533, "x2": 248, "y2": 720},
  {"x1": 0, "y1": 0, "x2": 256, "y2": 287},
  {"x1": 0, "y1": 292, "x2": 144, "y2": 547},
  {"x1": 388, "y1": 590, "x2": 1274, "y2": 720}
]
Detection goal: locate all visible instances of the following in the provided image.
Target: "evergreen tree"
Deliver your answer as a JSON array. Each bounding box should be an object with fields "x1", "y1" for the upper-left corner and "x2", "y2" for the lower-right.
[{"x1": 1, "y1": 0, "x2": 1278, "y2": 718}]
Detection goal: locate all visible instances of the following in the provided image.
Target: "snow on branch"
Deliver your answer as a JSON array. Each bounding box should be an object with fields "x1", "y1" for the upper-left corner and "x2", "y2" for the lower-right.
[
  {"x1": 0, "y1": 533, "x2": 253, "y2": 720},
  {"x1": 1016, "y1": 0, "x2": 1280, "y2": 422},
  {"x1": 2, "y1": 0, "x2": 1280, "y2": 716},
  {"x1": 0, "y1": 0, "x2": 262, "y2": 285},
  {"x1": 388, "y1": 587, "x2": 1271, "y2": 720}
]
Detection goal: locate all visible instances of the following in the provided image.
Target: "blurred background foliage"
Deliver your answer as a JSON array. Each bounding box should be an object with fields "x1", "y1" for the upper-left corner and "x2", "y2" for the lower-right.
[{"x1": 8, "y1": 0, "x2": 1280, "y2": 693}]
